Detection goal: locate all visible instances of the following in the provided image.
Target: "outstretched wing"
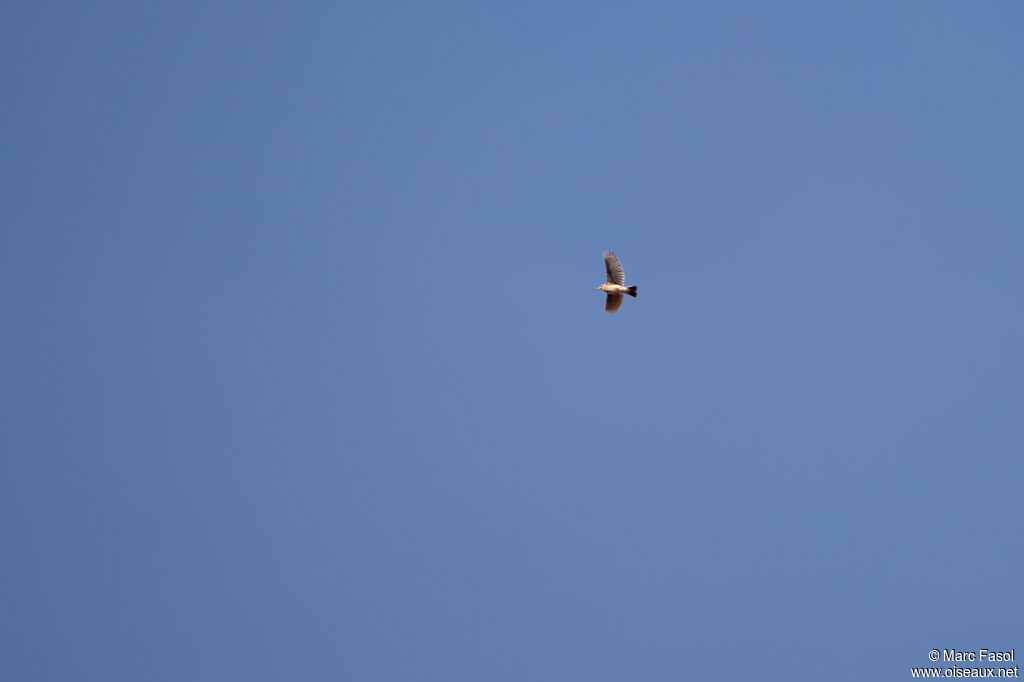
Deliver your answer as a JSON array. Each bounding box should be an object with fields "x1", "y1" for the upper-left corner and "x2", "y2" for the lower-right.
[
  {"x1": 604, "y1": 294, "x2": 623, "y2": 313},
  {"x1": 604, "y1": 251, "x2": 626, "y2": 286}
]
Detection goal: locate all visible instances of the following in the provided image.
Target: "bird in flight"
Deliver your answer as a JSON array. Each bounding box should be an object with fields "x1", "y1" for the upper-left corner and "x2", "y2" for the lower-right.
[{"x1": 596, "y1": 251, "x2": 637, "y2": 313}]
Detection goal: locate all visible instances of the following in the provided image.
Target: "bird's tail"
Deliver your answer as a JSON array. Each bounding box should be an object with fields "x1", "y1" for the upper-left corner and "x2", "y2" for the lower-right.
[{"x1": 626, "y1": 286, "x2": 637, "y2": 297}]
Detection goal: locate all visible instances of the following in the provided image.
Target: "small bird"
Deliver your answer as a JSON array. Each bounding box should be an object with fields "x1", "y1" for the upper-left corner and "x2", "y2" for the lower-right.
[{"x1": 596, "y1": 250, "x2": 637, "y2": 313}]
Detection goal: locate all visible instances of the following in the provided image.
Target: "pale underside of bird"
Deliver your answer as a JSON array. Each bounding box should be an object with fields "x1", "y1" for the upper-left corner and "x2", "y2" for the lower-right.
[{"x1": 596, "y1": 251, "x2": 637, "y2": 313}]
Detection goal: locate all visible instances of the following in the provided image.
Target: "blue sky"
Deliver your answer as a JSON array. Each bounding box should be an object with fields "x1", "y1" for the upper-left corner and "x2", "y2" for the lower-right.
[{"x1": 2, "y1": 2, "x2": 1022, "y2": 680}]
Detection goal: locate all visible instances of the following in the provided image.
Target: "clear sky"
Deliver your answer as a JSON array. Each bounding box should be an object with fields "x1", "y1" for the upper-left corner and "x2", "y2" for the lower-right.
[{"x1": 2, "y1": 2, "x2": 1022, "y2": 680}]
